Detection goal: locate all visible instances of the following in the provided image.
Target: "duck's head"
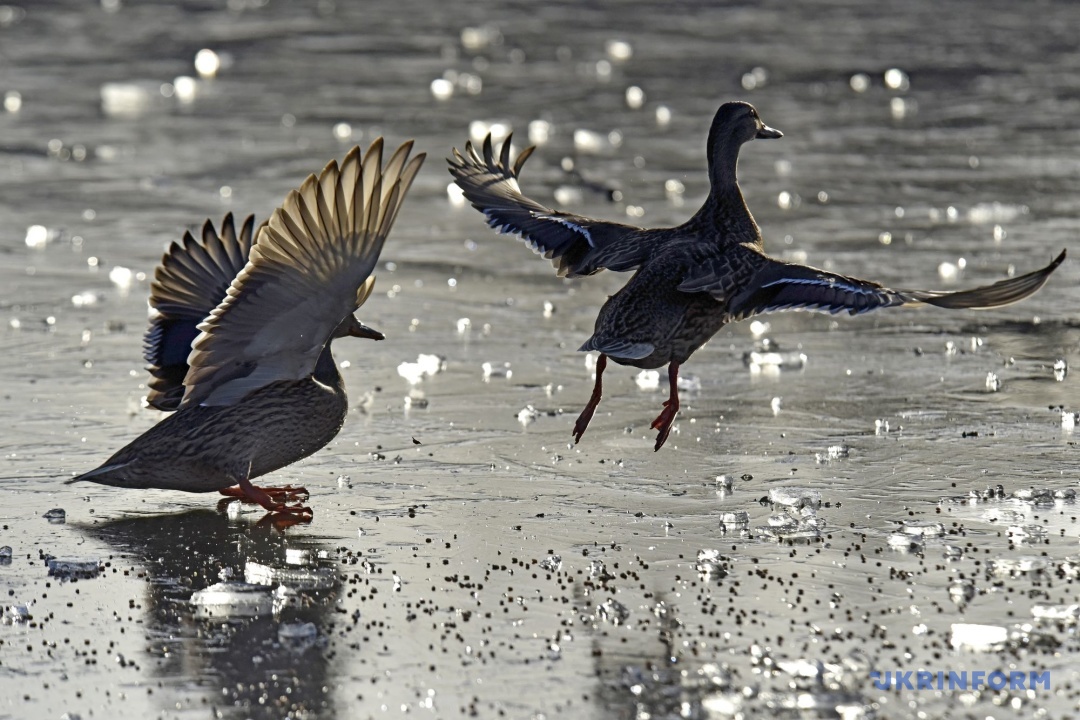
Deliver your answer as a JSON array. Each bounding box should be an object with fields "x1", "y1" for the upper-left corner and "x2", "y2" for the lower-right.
[
  {"x1": 709, "y1": 101, "x2": 782, "y2": 148},
  {"x1": 334, "y1": 313, "x2": 384, "y2": 341},
  {"x1": 705, "y1": 102, "x2": 782, "y2": 188}
]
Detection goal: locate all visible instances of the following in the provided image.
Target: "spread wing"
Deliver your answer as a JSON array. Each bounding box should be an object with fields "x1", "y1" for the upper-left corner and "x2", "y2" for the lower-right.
[
  {"x1": 723, "y1": 249, "x2": 1065, "y2": 320},
  {"x1": 448, "y1": 134, "x2": 653, "y2": 277},
  {"x1": 180, "y1": 139, "x2": 425, "y2": 407},
  {"x1": 143, "y1": 213, "x2": 258, "y2": 411}
]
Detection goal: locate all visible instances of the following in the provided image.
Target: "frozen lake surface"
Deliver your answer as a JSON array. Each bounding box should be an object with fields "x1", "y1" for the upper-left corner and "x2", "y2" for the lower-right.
[{"x1": 2, "y1": 1, "x2": 1079, "y2": 718}]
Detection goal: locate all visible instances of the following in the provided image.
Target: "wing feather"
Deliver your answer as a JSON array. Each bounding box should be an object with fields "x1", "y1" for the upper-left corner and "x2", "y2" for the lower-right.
[
  {"x1": 180, "y1": 140, "x2": 425, "y2": 407},
  {"x1": 143, "y1": 213, "x2": 257, "y2": 410},
  {"x1": 726, "y1": 250, "x2": 1066, "y2": 320},
  {"x1": 448, "y1": 133, "x2": 652, "y2": 277}
]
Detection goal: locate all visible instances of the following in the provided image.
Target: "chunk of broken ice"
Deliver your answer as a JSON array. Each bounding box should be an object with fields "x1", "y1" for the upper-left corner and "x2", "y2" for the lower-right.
[
  {"x1": 517, "y1": 404, "x2": 541, "y2": 427},
  {"x1": 47, "y1": 558, "x2": 102, "y2": 580},
  {"x1": 1054, "y1": 359, "x2": 1068, "y2": 382},
  {"x1": 43, "y1": 508, "x2": 66, "y2": 523},
  {"x1": 887, "y1": 533, "x2": 923, "y2": 551},
  {"x1": 719, "y1": 511, "x2": 749, "y2": 533},
  {"x1": 1007, "y1": 524, "x2": 1048, "y2": 542},
  {"x1": 481, "y1": 361, "x2": 512, "y2": 380},
  {"x1": 3, "y1": 603, "x2": 32, "y2": 625},
  {"x1": 596, "y1": 597, "x2": 630, "y2": 625},
  {"x1": 539, "y1": 555, "x2": 562, "y2": 572},
  {"x1": 191, "y1": 582, "x2": 274, "y2": 619},
  {"x1": 987, "y1": 556, "x2": 1049, "y2": 576},
  {"x1": 950, "y1": 623, "x2": 1007, "y2": 651},
  {"x1": 244, "y1": 560, "x2": 336, "y2": 591},
  {"x1": 901, "y1": 520, "x2": 945, "y2": 538},
  {"x1": 769, "y1": 487, "x2": 822, "y2": 509},
  {"x1": 744, "y1": 349, "x2": 807, "y2": 374},
  {"x1": 755, "y1": 523, "x2": 821, "y2": 541},
  {"x1": 1032, "y1": 604, "x2": 1080, "y2": 622}
]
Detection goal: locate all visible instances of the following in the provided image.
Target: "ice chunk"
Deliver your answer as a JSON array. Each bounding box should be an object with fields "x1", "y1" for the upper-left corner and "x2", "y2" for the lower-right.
[
  {"x1": 285, "y1": 548, "x2": 314, "y2": 565},
  {"x1": 481, "y1": 361, "x2": 512, "y2": 380},
  {"x1": 756, "y1": 522, "x2": 821, "y2": 541},
  {"x1": 987, "y1": 556, "x2": 1049, "y2": 576},
  {"x1": 1007, "y1": 524, "x2": 1048, "y2": 542},
  {"x1": 769, "y1": 487, "x2": 821, "y2": 509},
  {"x1": 43, "y1": 508, "x2": 66, "y2": 523},
  {"x1": 244, "y1": 560, "x2": 336, "y2": 591},
  {"x1": 539, "y1": 555, "x2": 562, "y2": 572},
  {"x1": 517, "y1": 404, "x2": 540, "y2": 427},
  {"x1": 901, "y1": 520, "x2": 945, "y2": 538},
  {"x1": 744, "y1": 349, "x2": 807, "y2": 374},
  {"x1": 950, "y1": 623, "x2": 1007, "y2": 651},
  {"x1": 2, "y1": 602, "x2": 32, "y2": 625},
  {"x1": 47, "y1": 558, "x2": 102, "y2": 580},
  {"x1": 1032, "y1": 604, "x2": 1080, "y2": 623},
  {"x1": 1054, "y1": 359, "x2": 1068, "y2": 382},
  {"x1": 888, "y1": 533, "x2": 923, "y2": 551},
  {"x1": 719, "y1": 511, "x2": 749, "y2": 534},
  {"x1": 948, "y1": 580, "x2": 975, "y2": 605},
  {"x1": 0, "y1": 546, "x2": 10, "y2": 565},
  {"x1": 596, "y1": 597, "x2": 630, "y2": 625},
  {"x1": 190, "y1": 582, "x2": 273, "y2": 619}
]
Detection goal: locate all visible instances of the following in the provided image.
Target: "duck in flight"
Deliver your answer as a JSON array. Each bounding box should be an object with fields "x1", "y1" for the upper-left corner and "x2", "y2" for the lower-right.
[
  {"x1": 69, "y1": 139, "x2": 425, "y2": 518},
  {"x1": 448, "y1": 102, "x2": 1065, "y2": 451}
]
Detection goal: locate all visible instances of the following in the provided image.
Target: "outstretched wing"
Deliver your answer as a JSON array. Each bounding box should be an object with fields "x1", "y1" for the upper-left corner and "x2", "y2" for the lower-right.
[
  {"x1": 448, "y1": 134, "x2": 652, "y2": 277},
  {"x1": 143, "y1": 213, "x2": 258, "y2": 411},
  {"x1": 180, "y1": 139, "x2": 425, "y2": 407},
  {"x1": 724, "y1": 249, "x2": 1065, "y2": 320}
]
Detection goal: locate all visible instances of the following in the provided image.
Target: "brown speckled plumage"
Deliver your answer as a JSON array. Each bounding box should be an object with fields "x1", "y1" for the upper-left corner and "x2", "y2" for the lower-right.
[
  {"x1": 70, "y1": 139, "x2": 425, "y2": 515},
  {"x1": 449, "y1": 101, "x2": 1065, "y2": 451}
]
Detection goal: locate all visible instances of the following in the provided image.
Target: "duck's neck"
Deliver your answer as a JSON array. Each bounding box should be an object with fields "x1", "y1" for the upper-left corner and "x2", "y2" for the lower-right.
[
  {"x1": 313, "y1": 343, "x2": 345, "y2": 391},
  {"x1": 686, "y1": 139, "x2": 760, "y2": 242}
]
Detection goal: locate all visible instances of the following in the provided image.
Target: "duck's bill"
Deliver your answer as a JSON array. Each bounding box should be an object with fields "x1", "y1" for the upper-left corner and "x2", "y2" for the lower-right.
[
  {"x1": 756, "y1": 125, "x2": 783, "y2": 140},
  {"x1": 349, "y1": 321, "x2": 385, "y2": 341},
  {"x1": 907, "y1": 249, "x2": 1066, "y2": 309}
]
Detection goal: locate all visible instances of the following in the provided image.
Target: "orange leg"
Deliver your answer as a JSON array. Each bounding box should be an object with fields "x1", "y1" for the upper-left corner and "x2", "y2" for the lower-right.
[
  {"x1": 573, "y1": 353, "x2": 608, "y2": 444},
  {"x1": 221, "y1": 462, "x2": 313, "y2": 518},
  {"x1": 650, "y1": 362, "x2": 680, "y2": 451},
  {"x1": 219, "y1": 484, "x2": 309, "y2": 502}
]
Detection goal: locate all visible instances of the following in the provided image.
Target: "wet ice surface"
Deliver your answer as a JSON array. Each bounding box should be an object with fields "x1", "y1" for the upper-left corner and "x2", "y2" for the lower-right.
[{"x1": 3, "y1": 0, "x2": 1080, "y2": 718}]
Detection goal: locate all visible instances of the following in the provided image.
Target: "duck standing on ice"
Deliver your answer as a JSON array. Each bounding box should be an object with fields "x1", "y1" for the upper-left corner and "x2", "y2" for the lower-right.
[
  {"x1": 449, "y1": 102, "x2": 1064, "y2": 451},
  {"x1": 70, "y1": 139, "x2": 425, "y2": 518}
]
